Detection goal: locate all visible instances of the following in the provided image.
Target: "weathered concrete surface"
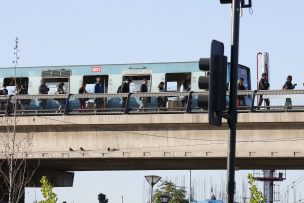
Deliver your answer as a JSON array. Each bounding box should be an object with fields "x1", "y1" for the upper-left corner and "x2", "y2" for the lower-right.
[{"x1": 1, "y1": 112, "x2": 304, "y2": 170}]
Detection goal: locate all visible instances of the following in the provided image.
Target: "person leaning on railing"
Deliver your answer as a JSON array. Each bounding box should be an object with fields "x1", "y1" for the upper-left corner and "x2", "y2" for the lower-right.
[
  {"x1": 258, "y1": 73, "x2": 270, "y2": 109},
  {"x1": 283, "y1": 75, "x2": 297, "y2": 109}
]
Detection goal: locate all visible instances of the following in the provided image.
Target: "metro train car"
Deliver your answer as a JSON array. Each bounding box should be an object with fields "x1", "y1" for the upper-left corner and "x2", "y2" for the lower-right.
[
  {"x1": 0, "y1": 61, "x2": 251, "y2": 94},
  {"x1": 0, "y1": 61, "x2": 251, "y2": 111}
]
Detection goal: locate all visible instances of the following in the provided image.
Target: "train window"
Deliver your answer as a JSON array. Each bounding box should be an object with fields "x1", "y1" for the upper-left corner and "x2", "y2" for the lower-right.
[
  {"x1": 122, "y1": 75, "x2": 151, "y2": 93},
  {"x1": 43, "y1": 78, "x2": 69, "y2": 94},
  {"x1": 83, "y1": 75, "x2": 108, "y2": 93},
  {"x1": 3, "y1": 77, "x2": 29, "y2": 94},
  {"x1": 165, "y1": 73, "x2": 191, "y2": 91}
]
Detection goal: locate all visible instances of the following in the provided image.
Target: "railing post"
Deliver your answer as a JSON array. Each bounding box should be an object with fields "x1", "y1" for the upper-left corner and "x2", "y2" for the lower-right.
[
  {"x1": 251, "y1": 90, "x2": 257, "y2": 112},
  {"x1": 64, "y1": 94, "x2": 71, "y2": 115},
  {"x1": 124, "y1": 93, "x2": 132, "y2": 114}
]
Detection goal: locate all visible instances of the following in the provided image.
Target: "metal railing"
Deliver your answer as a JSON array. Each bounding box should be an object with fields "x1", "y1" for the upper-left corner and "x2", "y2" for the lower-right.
[{"x1": 0, "y1": 90, "x2": 304, "y2": 116}]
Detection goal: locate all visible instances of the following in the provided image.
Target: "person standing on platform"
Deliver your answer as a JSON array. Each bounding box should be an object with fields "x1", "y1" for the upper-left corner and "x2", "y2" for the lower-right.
[
  {"x1": 139, "y1": 78, "x2": 150, "y2": 111},
  {"x1": 283, "y1": 75, "x2": 297, "y2": 109},
  {"x1": 237, "y1": 78, "x2": 246, "y2": 106},
  {"x1": 38, "y1": 79, "x2": 49, "y2": 109},
  {"x1": 120, "y1": 78, "x2": 131, "y2": 109},
  {"x1": 258, "y1": 73, "x2": 270, "y2": 109},
  {"x1": 94, "y1": 77, "x2": 105, "y2": 109},
  {"x1": 78, "y1": 83, "x2": 88, "y2": 110}
]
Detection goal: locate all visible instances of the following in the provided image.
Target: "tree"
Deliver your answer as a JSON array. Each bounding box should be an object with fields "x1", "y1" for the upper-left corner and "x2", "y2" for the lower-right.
[
  {"x1": 0, "y1": 37, "x2": 38, "y2": 203},
  {"x1": 98, "y1": 193, "x2": 109, "y2": 203},
  {"x1": 248, "y1": 173, "x2": 266, "y2": 203},
  {"x1": 153, "y1": 180, "x2": 188, "y2": 203},
  {"x1": 39, "y1": 176, "x2": 58, "y2": 203}
]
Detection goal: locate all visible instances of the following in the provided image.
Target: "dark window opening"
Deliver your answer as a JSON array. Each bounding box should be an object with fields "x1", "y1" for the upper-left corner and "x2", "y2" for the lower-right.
[
  {"x1": 4, "y1": 77, "x2": 29, "y2": 89},
  {"x1": 165, "y1": 73, "x2": 191, "y2": 91},
  {"x1": 122, "y1": 75, "x2": 151, "y2": 93},
  {"x1": 3, "y1": 77, "x2": 29, "y2": 94},
  {"x1": 83, "y1": 75, "x2": 108, "y2": 93}
]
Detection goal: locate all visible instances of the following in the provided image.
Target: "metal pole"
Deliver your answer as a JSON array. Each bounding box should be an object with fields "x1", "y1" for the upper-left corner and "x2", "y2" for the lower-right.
[
  {"x1": 227, "y1": 0, "x2": 240, "y2": 203},
  {"x1": 189, "y1": 170, "x2": 192, "y2": 203},
  {"x1": 151, "y1": 185, "x2": 153, "y2": 203},
  {"x1": 256, "y1": 52, "x2": 262, "y2": 104}
]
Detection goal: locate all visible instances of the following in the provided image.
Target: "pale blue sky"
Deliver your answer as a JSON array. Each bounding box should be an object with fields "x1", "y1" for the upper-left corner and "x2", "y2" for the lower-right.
[{"x1": 1, "y1": 0, "x2": 304, "y2": 202}]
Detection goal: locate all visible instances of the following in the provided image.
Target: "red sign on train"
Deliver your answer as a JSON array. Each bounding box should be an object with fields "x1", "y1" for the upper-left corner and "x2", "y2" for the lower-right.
[{"x1": 92, "y1": 66, "x2": 102, "y2": 72}]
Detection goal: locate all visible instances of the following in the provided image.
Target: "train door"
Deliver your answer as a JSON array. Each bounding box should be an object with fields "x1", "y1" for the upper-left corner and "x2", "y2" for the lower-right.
[
  {"x1": 122, "y1": 75, "x2": 151, "y2": 93},
  {"x1": 41, "y1": 69, "x2": 71, "y2": 94},
  {"x1": 165, "y1": 72, "x2": 191, "y2": 91},
  {"x1": 3, "y1": 77, "x2": 29, "y2": 95},
  {"x1": 83, "y1": 75, "x2": 109, "y2": 93}
]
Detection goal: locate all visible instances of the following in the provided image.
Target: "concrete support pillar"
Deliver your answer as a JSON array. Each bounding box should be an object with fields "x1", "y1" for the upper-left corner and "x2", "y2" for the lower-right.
[{"x1": 263, "y1": 170, "x2": 274, "y2": 203}]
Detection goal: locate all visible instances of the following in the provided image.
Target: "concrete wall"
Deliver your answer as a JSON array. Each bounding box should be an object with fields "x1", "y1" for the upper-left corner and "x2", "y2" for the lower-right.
[{"x1": 1, "y1": 112, "x2": 304, "y2": 170}]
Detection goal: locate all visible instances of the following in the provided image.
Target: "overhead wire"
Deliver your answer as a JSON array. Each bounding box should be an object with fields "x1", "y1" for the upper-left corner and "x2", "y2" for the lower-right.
[{"x1": 37, "y1": 115, "x2": 304, "y2": 146}]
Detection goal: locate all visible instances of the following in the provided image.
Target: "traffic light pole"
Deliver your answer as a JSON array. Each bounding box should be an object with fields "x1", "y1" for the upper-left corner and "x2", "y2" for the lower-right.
[{"x1": 227, "y1": 0, "x2": 240, "y2": 203}]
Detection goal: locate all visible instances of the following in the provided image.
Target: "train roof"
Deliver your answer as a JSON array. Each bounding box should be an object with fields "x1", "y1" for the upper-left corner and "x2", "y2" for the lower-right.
[{"x1": 0, "y1": 61, "x2": 198, "y2": 70}]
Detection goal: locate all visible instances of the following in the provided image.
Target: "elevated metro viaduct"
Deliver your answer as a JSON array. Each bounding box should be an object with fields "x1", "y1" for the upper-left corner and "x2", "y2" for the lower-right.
[{"x1": 1, "y1": 112, "x2": 304, "y2": 190}]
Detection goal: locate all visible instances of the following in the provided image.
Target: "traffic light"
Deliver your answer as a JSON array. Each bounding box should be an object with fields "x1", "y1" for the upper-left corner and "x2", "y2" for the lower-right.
[
  {"x1": 220, "y1": 0, "x2": 252, "y2": 8},
  {"x1": 220, "y1": 0, "x2": 232, "y2": 3},
  {"x1": 198, "y1": 40, "x2": 227, "y2": 126}
]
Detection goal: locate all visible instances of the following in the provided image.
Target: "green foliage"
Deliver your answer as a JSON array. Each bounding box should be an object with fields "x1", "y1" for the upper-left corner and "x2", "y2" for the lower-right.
[
  {"x1": 248, "y1": 174, "x2": 266, "y2": 203},
  {"x1": 39, "y1": 176, "x2": 58, "y2": 203},
  {"x1": 98, "y1": 193, "x2": 109, "y2": 203},
  {"x1": 153, "y1": 180, "x2": 188, "y2": 203}
]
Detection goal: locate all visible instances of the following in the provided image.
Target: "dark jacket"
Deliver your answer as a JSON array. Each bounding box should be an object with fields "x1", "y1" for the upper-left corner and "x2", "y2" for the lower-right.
[
  {"x1": 259, "y1": 78, "x2": 270, "y2": 90},
  {"x1": 140, "y1": 83, "x2": 148, "y2": 92},
  {"x1": 121, "y1": 82, "x2": 130, "y2": 93},
  {"x1": 237, "y1": 83, "x2": 246, "y2": 99},
  {"x1": 237, "y1": 83, "x2": 246, "y2": 91},
  {"x1": 94, "y1": 82, "x2": 104, "y2": 93},
  {"x1": 283, "y1": 81, "x2": 295, "y2": 90},
  {"x1": 39, "y1": 84, "x2": 49, "y2": 94}
]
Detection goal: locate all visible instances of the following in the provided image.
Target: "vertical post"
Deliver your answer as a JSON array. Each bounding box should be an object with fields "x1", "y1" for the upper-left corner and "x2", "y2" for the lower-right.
[
  {"x1": 150, "y1": 185, "x2": 153, "y2": 203},
  {"x1": 189, "y1": 170, "x2": 192, "y2": 203},
  {"x1": 227, "y1": 0, "x2": 240, "y2": 203}
]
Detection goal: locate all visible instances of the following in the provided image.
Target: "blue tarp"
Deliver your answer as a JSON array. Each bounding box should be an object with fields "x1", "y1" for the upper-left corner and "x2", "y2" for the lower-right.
[{"x1": 192, "y1": 200, "x2": 224, "y2": 203}]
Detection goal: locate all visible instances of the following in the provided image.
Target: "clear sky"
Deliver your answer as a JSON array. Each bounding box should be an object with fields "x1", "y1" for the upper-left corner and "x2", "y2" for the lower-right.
[{"x1": 1, "y1": 0, "x2": 304, "y2": 202}]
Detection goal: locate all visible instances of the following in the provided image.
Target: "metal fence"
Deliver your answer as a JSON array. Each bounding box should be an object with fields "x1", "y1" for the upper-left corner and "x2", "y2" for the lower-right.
[{"x1": 0, "y1": 90, "x2": 304, "y2": 116}]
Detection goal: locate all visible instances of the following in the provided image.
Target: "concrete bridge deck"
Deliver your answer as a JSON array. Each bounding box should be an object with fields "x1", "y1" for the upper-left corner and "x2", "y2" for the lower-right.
[{"x1": 1, "y1": 112, "x2": 304, "y2": 170}]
